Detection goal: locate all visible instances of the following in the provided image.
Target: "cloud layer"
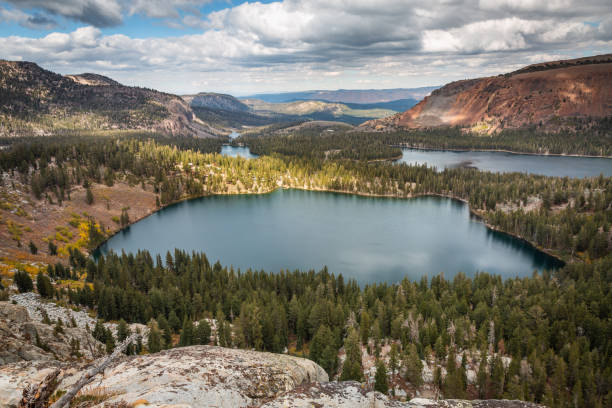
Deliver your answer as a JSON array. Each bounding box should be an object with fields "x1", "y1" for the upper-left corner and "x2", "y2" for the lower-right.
[{"x1": 0, "y1": 0, "x2": 611, "y2": 94}]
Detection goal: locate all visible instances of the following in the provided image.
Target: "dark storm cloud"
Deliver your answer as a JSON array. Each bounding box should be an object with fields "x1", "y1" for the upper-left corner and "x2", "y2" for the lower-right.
[
  {"x1": 26, "y1": 14, "x2": 57, "y2": 27},
  {"x1": 6, "y1": 0, "x2": 122, "y2": 27}
]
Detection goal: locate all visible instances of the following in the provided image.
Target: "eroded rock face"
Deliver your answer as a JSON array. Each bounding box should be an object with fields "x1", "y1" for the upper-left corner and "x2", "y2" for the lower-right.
[
  {"x1": 55, "y1": 345, "x2": 329, "y2": 408},
  {"x1": 0, "y1": 301, "x2": 103, "y2": 365}
]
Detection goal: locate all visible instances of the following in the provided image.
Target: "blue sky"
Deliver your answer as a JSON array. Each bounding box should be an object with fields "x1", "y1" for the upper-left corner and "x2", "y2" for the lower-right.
[
  {"x1": 0, "y1": 1, "x2": 278, "y2": 38},
  {"x1": 0, "y1": 0, "x2": 610, "y2": 95}
]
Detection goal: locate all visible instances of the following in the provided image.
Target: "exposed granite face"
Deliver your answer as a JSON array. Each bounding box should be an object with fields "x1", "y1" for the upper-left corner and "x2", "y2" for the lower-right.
[
  {"x1": 260, "y1": 382, "x2": 547, "y2": 408},
  {"x1": 9, "y1": 293, "x2": 149, "y2": 343},
  {"x1": 259, "y1": 381, "x2": 406, "y2": 407},
  {"x1": 0, "y1": 301, "x2": 103, "y2": 365},
  {"x1": 53, "y1": 345, "x2": 329, "y2": 408}
]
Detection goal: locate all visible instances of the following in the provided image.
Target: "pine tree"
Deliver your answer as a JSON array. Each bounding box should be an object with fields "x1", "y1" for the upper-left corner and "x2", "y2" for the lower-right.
[
  {"x1": 117, "y1": 319, "x2": 130, "y2": 342},
  {"x1": 359, "y1": 310, "x2": 371, "y2": 345},
  {"x1": 477, "y1": 352, "x2": 489, "y2": 398},
  {"x1": 443, "y1": 348, "x2": 466, "y2": 398},
  {"x1": 374, "y1": 359, "x2": 389, "y2": 394},
  {"x1": 86, "y1": 187, "x2": 94, "y2": 205},
  {"x1": 48, "y1": 241, "x2": 58, "y2": 256},
  {"x1": 92, "y1": 320, "x2": 106, "y2": 343},
  {"x1": 147, "y1": 320, "x2": 162, "y2": 353},
  {"x1": 489, "y1": 354, "x2": 506, "y2": 398},
  {"x1": 389, "y1": 343, "x2": 400, "y2": 379},
  {"x1": 310, "y1": 325, "x2": 337, "y2": 375},
  {"x1": 168, "y1": 310, "x2": 181, "y2": 334},
  {"x1": 403, "y1": 343, "x2": 423, "y2": 387},
  {"x1": 194, "y1": 319, "x2": 211, "y2": 345},
  {"x1": 179, "y1": 318, "x2": 194, "y2": 347},
  {"x1": 340, "y1": 329, "x2": 363, "y2": 381},
  {"x1": 14, "y1": 270, "x2": 33, "y2": 293},
  {"x1": 105, "y1": 331, "x2": 116, "y2": 354},
  {"x1": 36, "y1": 271, "x2": 53, "y2": 298}
]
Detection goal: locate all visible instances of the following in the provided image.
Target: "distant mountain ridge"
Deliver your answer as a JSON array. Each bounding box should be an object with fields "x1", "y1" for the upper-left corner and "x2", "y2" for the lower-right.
[
  {"x1": 360, "y1": 54, "x2": 612, "y2": 133},
  {"x1": 242, "y1": 87, "x2": 438, "y2": 104},
  {"x1": 182, "y1": 92, "x2": 250, "y2": 112},
  {"x1": 182, "y1": 91, "x2": 402, "y2": 126},
  {"x1": 0, "y1": 60, "x2": 223, "y2": 138}
]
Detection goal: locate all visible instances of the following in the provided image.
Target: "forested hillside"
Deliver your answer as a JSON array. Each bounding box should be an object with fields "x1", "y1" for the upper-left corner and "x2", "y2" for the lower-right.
[{"x1": 0, "y1": 61, "x2": 223, "y2": 138}]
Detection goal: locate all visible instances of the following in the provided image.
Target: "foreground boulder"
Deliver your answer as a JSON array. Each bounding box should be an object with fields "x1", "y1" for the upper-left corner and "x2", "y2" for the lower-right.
[{"x1": 55, "y1": 345, "x2": 328, "y2": 407}]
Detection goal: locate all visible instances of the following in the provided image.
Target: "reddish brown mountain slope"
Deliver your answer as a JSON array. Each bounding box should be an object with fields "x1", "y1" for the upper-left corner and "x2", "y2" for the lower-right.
[{"x1": 361, "y1": 54, "x2": 612, "y2": 133}]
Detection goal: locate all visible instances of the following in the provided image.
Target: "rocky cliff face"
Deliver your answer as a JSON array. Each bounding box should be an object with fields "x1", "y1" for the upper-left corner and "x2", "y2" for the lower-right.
[
  {"x1": 361, "y1": 54, "x2": 612, "y2": 133},
  {"x1": 0, "y1": 301, "x2": 103, "y2": 365}
]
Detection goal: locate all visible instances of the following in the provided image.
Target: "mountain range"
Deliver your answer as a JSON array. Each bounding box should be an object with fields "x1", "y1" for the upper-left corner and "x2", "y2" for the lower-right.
[
  {"x1": 2, "y1": 54, "x2": 610, "y2": 137},
  {"x1": 242, "y1": 87, "x2": 438, "y2": 104}
]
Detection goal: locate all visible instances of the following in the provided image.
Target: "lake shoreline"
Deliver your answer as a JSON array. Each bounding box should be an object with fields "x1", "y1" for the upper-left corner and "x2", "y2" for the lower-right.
[
  {"x1": 93, "y1": 185, "x2": 567, "y2": 268},
  {"x1": 393, "y1": 143, "x2": 612, "y2": 159}
]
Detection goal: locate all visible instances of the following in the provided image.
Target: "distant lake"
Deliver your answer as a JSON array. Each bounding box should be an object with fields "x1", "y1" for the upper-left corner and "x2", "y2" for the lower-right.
[
  {"x1": 96, "y1": 189, "x2": 562, "y2": 285},
  {"x1": 220, "y1": 145, "x2": 258, "y2": 159},
  {"x1": 398, "y1": 148, "x2": 612, "y2": 178}
]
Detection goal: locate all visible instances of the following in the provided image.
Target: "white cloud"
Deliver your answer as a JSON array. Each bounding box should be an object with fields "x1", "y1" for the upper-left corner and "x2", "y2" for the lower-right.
[{"x1": 0, "y1": 0, "x2": 610, "y2": 93}]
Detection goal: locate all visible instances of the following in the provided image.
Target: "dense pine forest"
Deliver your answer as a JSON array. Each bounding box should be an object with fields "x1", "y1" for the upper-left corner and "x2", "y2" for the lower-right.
[
  {"x1": 240, "y1": 123, "x2": 612, "y2": 158},
  {"x1": 1, "y1": 132, "x2": 611, "y2": 407},
  {"x1": 38, "y1": 249, "x2": 612, "y2": 407}
]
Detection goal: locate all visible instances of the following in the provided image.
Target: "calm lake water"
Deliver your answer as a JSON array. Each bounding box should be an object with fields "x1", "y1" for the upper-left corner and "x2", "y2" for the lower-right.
[
  {"x1": 220, "y1": 145, "x2": 258, "y2": 159},
  {"x1": 96, "y1": 189, "x2": 562, "y2": 285},
  {"x1": 398, "y1": 148, "x2": 612, "y2": 178}
]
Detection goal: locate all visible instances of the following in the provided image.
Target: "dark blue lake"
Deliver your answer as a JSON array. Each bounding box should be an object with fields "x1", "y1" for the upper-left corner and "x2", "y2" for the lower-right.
[{"x1": 96, "y1": 189, "x2": 562, "y2": 285}]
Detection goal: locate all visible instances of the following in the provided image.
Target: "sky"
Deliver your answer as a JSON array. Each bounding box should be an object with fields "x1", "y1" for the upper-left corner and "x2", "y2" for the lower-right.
[{"x1": 0, "y1": 0, "x2": 611, "y2": 96}]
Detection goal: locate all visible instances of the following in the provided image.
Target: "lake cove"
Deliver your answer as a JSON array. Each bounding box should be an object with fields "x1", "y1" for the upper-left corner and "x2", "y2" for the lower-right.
[
  {"x1": 96, "y1": 189, "x2": 562, "y2": 285},
  {"x1": 397, "y1": 148, "x2": 612, "y2": 178}
]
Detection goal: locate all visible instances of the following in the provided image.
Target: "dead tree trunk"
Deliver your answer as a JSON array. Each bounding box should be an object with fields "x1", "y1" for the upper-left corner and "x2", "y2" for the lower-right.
[
  {"x1": 19, "y1": 369, "x2": 61, "y2": 408},
  {"x1": 50, "y1": 333, "x2": 139, "y2": 408}
]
